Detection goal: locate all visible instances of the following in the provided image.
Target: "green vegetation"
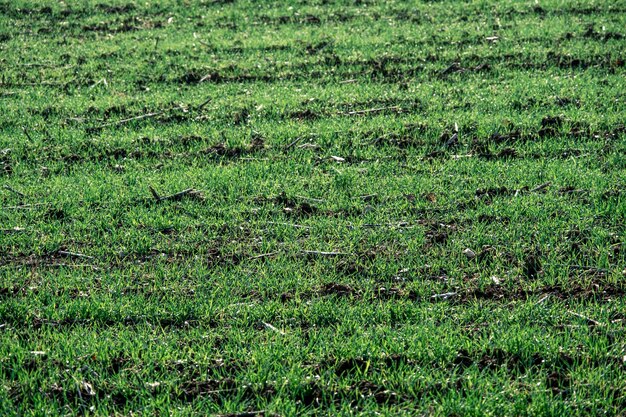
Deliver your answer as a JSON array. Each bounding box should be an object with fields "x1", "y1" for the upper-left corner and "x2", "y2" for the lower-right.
[{"x1": 1, "y1": 0, "x2": 625, "y2": 415}]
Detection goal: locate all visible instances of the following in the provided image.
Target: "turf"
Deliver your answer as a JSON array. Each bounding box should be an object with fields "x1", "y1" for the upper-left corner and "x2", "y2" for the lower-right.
[{"x1": 1, "y1": 0, "x2": 625, "y2": 415}]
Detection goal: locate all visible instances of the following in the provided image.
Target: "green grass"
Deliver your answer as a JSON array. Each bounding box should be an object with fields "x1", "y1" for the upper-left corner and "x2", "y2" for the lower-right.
[{"x1": 1, "y1": 0, "x2": 625, "y2": 415}]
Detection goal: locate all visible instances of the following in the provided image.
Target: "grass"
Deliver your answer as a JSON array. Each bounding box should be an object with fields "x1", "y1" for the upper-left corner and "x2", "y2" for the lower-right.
[{"x1": 1, "y1": 0, "x2": 625, "y2": 415}]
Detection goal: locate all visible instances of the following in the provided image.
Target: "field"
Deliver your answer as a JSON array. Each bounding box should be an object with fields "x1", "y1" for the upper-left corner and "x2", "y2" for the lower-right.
[{"x1": 1, "y1": 0, "x2": 625, "y2": 415}]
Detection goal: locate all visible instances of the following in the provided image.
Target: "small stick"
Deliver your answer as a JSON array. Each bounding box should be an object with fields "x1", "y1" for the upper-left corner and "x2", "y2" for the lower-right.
[
  {"x1": 358, "y1": 194, "x2": 377, "y2": 201},
  {"x1": 535, "y1": 294, "x2": 551, "y2": 305},
  {"x1": 57, "y1": 251, "x2": 94, "y2": 260},
  {"x1": 0, "y1": 80, "x2": 72, "y2": 87},
  {"x1": 22, "y1": 126, "x2": 34, "y2": 141},
  {"x1": 89, "y1": 78, "x2": 108, "y2": 89},
  {"x1": 441, "y1": 63, "x2": 464, "y2": 75},
  {"x1": 284, "y1": 136, "x2": 305, "y2": 150},
  {"x1": 3, "y1": 203, "x2": 48, "y2": 210},
  {"x1": 249, "y1": 252, "x2": 278, "y2": 260},
  {"x1": 341, "y1": 106, "x2": 401, "y2": 116},
  {"x1": 431, "y1": 292, "x2": 457, "y2": 300},
  {"x1": 3, "y1": 185, "x2": 25, "y2": 198},
  {"x1": 362, "y1": 221, "x2": 410, "y2": 228},
  {"x1": 150, "y1": 186, "x2": 201, "y2": 203},
  {"x1": 530, "y1": 182, "x2": 552, "y2": 192},
  {"x1": 300, "y1": 250, "x2": 351, "y2": 256},
  {"x1": 227, "y1": 302, "x2": 257, "y2": 308},
  {"x1": 149, "y1": 185, "x2": 162, "y2": 201},
  {"x1": 266, "y1": 221, "x2": 310, "y2": 229},
  {"x1": 43, "y1": 263, "x2": 100, "y2": 271},
  {"x1": 216, "y1": 412, "x2": 267, "y2": 417},
  {"x1": 196, "y1": 97, "x2": 212, "y2": 111},
  {"x1": 19, "y1": 63, "x2": 74, "y2": 69},
  {"x1": 567, "y1": 310, "x2": 603, "y2": 326},
  {"x1": 568, "y1": 265, "x2": 608, "y2": 273},
  {"x1": 261, "y1": 322, "x2": 285, "y2": 335},
  {"x1": 0, "y1": 227, "x2": 26, "y2": 233},
  {"x1": 295, "y1": 195, "x2": 325, "y2": 203},
  {"x1": 90, "y1": 107, "x2": 179, "y2": 130},
  {"x1": 160, "y1": 189, "x2": 196, "y2": 201},
  {"x1": 297, "y1": 143, "x2": 319, "y2": 149}
]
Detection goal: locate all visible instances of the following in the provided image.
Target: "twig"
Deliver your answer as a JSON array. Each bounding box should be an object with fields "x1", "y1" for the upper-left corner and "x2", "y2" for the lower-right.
[
  {"x1": 300, "y1": 250, "x2": 351, "y2": 256},
  {"x1": 57, "y1": 251, "x2": 94, "y2": 260},
  {"x1": 567, "y1": 310, "x2": 603, "y2": 326},
  {"x1": 284, "y1": 136, "x2": 305, "y2": 150},
  {"x1": 295, "y1": 195, "x2": 325, "y2": 203},
  {"x1": 441, "y1": 62, "x2": 464, "y2": 75},
  {"x1": 89, "y1": 78, "x2": 108, "y2": 89},
  {"x1": 3, "y1": 203, "x2": 49, "y2": 210},
  {"x1": 149, "y1": 186, "x2": 203, "y2": 203},
  {"x1": 42, "y1": 263, "x2": 100, "y2": 271},
  {"x1": 216, "y1": 411, "x2": 268, "y2": 417},
  {"x1": 227, "y1": 302, "x2": 257, "y2": 308},
  {"x1": 3, "y1": 185, "x2": 25, "y2": 198},
  {"x1": 190, "y1": 387, "x2": 238, "y2": 396},
  {"x1": 361, "y1": 222, "x2": 410, "y2": 229},
  {"x1": 0, "y1": 227, "x2": 26, "y2": 233},
  {"x1": 18, "y1": 62, "x2": 75, "y2": 69},
  {"x1": 89, "y1": 107, "x2": 181, "y2": 131},
  {"x1": 249, "y1": 252, "x2": 278, "y2": 260},
  {"x1": 568, "y1": 265, "x2": 609, "y2": 274},
  {"x1": 297, "y1": 143, "x2": 320, "y2": 149},
  {"x1": 535, "y1": 294, "x2": 551, "y2": 305},
  {"x1": 358, "y1": 194, "x2": 377, "y2": 201},
  {"x1": 0, "y1": 80, "x2": 74, "y2": 87},
  {"x1": 239, "y1": 157, "x2": 270, "y2": 161},
  {"x1": 530, "y1": 182, "x2": 552, "y2": 192},
  {"x1": 341, "y1": 106, "x2": 401, "y2": 116},
  {"x1": 170, "y1": 189, "x2": 198, "y2": 202},
  {"x1": 261, "y1": 322, "x2": 285, "y2": 336},
  {"x1": 22, "y1": 126, "x2": 34, "y2": 141},
  {"x1": 266, "y1": 221, "x2": 310, "y2": 230},
  {"x1": 149, "y1": 185, "x2": 162, "y2": 201},
  {"x1": 196, "y1": 97, "x2": 212, "y2": 111},
  {"x1": 431, "y1": 292, "x2": 457, "y2": 300}
]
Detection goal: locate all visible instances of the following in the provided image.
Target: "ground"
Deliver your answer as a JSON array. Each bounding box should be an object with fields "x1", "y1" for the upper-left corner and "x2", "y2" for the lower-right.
[{"x1": 0, "y1": 0, "x2": 625, "y2": 416}]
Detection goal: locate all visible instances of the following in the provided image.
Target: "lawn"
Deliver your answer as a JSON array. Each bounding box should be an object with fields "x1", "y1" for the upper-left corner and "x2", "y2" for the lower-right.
[{"x1": 1, "y1": 0, "x2": 625, "y2": 415}]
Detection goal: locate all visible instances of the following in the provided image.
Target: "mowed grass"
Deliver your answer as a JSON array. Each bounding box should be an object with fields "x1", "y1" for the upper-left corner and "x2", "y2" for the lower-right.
[{"x1": 1, "y1": 0, "x2": 625, "y2": 415}]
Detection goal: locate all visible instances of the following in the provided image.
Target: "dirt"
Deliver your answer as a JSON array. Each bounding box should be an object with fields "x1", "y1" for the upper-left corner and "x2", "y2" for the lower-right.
[
  {"x1": 440, "y1": 62, "x2": 491, "y2": 77},
  {"x1": 1, "y1": 150, "x2": 13, "y2": 176},
  {"x1": 269, "y1": 192, "x2": 319, "y2": 217},
  {"x1": 475, "y1": 186, "x2": 512, "y2": 199},
  {"x1": 95, "y1": 3, "x2": 136, "y2": 14},
  {"x1": 522, "y1": 249, "x2": 542, "y2": 280},
  {"x1": 319, "y1": 283, "x2": 359, "y2": 298},
  {"x1": 349, "y1": 380, "x2": 403, "y2": 404},
  {"x1": 202, "y1": 140, "x2": 266, "y2": 160},
  {"x1": 288, "y1": 109, "x2": 323, "y2": 121}
]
